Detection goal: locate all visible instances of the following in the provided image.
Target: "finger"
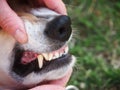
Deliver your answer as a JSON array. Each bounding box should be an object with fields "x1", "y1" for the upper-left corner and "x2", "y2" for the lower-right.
[
  {"x1": 36, "y1": 0, "x2": 45, "y2": 6},
  {"x1": 29, "y1": 85, "x2": 65, "y2": 90},
  {"x1": 29, "y1": 68, "x2": 72, "y2": 90},
  {"x1": 40, "y1": 0, "x2": 67, "y2": 15},
  {"x1": 49, "y1": 68, "x2": 73, "y2": 86},
  {"x1": 0, "y1": 0, "x2": 28, "y2": 43}
]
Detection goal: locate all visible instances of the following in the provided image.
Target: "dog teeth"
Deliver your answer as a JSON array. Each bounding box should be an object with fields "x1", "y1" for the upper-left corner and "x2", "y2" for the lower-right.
[
  {"x1": 37, "y1": 55, "x2": 44, "y2": 68},
  {"x1": 37, "y1": 46, "x2": 69, "y2": 68},
  {"x1": 48, "y1": 53, "x2": 53, "y2": 61},
  {"x1": 59, "y1": 52, "x2": 63, "y2": 57},
  {"x1": 65, "y1": 46, "x2": 69, "y2": 54},
  {"x1": 42, "y1": 53, "x2": 53, "y2": 61},
  {"x1": 53, "y1": 52, "x2": 59, "y2": 60},
  {"x1": 42, "y1": 53, "x2": 49, "y2": 61}
]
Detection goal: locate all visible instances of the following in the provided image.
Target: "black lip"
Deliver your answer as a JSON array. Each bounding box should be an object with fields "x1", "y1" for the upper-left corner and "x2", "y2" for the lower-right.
[{"x1": 12, "y1": 49, "x2": 72, "y2": 77}]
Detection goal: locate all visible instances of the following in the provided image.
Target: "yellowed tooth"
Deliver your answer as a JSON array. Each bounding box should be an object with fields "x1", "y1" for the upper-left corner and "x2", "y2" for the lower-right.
[
  {"x1": 37, "y1": 55, "x2": 43, "y2": 69},
  {"x1": 42, "y1": 53, "x2": 49, "y2": 61},
  {"x1": 48, "y1": 53, "x2": 53, "y2": 61}
]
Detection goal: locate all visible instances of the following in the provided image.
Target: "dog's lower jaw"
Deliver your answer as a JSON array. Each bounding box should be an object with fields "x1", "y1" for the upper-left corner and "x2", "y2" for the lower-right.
[
  {"x1": 0, "y1": 31, "x2": 75, "y2": 89},
  {"x1": 23, "y1": 65, "x2": 72, "y2": 86},
  {"x1": 10, "y1": 56, "x2": 75, "y2": 89},
  {"x1": 9, "y1": 58, "x2": 75, "y2": 90}
]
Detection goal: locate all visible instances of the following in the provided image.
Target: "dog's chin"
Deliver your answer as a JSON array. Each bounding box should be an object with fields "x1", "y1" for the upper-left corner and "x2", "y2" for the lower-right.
[{"x1": 12, "y1": 45, "x2": 72, "y2": 77}]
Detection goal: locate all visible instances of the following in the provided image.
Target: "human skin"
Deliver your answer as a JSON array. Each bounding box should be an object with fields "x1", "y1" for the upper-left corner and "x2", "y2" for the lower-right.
[
  {"x1": 30, "y1": 68, "x2": 72, "y2": 90},
  {"x1": 0, "y1": 0, "x2": 67, "y2": 43}
]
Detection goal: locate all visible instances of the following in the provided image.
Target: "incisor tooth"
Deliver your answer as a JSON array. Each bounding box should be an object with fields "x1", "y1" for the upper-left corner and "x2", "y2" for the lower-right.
[
  {"x1": 48, "y1": 53, "x2": 53, "y2": 61},
  {"x1": 59, "y1": 52, "x2": 63, "y2": 57},
  {"x1": 42, "y1": 53, "x2": 49, "y2": 61},
  {"x1": 53, "y1": 52, "x2": 59, "y2": 59},
  {"x1": 37, "y1": 55, "x2": 43, "y2": 68},
  {"x1": 65, "y1": 46, "x2": 69, "y2": 54}
]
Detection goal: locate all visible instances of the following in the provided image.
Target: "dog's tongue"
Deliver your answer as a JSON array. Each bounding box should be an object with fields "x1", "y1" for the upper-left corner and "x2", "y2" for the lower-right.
[{"x1": 21, "y1": 51, "x2": 38, "y2": 64}]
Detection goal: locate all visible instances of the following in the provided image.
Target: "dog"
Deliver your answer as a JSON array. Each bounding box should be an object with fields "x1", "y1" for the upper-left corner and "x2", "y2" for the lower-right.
[{"x1": 0, "y1": 0, "x2": 75, "y2": 89}]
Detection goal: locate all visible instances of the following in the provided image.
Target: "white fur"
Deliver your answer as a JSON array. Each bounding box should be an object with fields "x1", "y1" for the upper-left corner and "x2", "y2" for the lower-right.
[
  {"x1": 23, "y1": 55, "x2": 75, "y2": 85},
  {"x1": 21, "y1": 8, "x2": 60, "y2": 53}
]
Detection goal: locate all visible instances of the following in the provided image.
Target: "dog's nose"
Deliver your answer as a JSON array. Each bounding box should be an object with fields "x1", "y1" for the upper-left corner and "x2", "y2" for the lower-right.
[{"x1": 45, "y1": 15, "x2": 72, "y2": 42}]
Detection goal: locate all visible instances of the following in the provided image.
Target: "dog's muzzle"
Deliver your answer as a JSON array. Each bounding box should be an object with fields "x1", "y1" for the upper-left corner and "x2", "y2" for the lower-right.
[{"x1": 12, "y1": 15, "x2": 73, "y2": 77}]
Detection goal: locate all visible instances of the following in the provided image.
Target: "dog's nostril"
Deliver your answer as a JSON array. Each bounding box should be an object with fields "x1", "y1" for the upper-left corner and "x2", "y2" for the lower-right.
[
  {"x1": 45, "y1": 15, "x2": 72, "y2": 42},
  {"x1": 59, "y1": 27, "x2": 64, "y2": 35}
]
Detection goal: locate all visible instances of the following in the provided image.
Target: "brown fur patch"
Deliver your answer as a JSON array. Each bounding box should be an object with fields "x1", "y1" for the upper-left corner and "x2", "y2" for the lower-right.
[{"x1": 17, "y1": 12, "x2": 39, "y2": 23}]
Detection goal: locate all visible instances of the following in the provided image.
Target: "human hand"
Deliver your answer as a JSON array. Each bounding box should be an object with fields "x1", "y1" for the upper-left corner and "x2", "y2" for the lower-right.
[
  {"x1": 29, "y1": 68, "x2": 72, "y2": 90},
  {"x1": 0, "y1": 0, "x2": 67, "y2": 43}
]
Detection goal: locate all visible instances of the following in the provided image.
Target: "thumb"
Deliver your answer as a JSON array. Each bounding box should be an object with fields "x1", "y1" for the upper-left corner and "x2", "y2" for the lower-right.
[{"x1": 0, "y1": 0, "x2": 28, "y2": 43}]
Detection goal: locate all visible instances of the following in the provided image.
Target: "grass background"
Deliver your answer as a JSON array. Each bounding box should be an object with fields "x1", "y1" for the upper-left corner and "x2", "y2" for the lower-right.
[{"x1": 63, "y1": 0, "x2": 120, "y2": 90}]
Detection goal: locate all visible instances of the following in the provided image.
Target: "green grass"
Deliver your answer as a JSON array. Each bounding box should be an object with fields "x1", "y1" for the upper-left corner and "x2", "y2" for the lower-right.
[
  {"x1": 69, "y1": 44, "x2": 120, "y2": 90},
  {"x1": 63, "y1": 0, "x2": 120, "y2": 90}
]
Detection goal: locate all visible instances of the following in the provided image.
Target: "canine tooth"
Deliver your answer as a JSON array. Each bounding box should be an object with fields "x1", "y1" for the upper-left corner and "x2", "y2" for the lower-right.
[
  {"x1": 37, "y1": 55, "x2": 43, "y2": 68},
  {"x1": 42, "y1": 53, "x2": 49, "y2": 61}
]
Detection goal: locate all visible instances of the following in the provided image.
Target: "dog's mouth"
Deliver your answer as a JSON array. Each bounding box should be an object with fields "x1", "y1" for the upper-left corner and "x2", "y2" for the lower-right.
[
  {"x1": 12, "y1": 45, "x2": 72, "y2": 77},
  {"x1": 21, "y1": 45, "x2": 68, "y2": 67}
]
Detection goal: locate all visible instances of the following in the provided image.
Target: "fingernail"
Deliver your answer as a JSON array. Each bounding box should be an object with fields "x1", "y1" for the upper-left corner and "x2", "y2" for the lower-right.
[{"x1": 14, "y1": 29, "x2": 28, "y2": 43}]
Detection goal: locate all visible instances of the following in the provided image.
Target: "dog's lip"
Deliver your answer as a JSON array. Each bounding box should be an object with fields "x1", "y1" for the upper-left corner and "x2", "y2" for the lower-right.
[
  {"x1": 21, "y1": 45, "x2": 68, "y2": 65},
  {"x1": 12, "y1": 45, "x2": 71, "y2": 77}
]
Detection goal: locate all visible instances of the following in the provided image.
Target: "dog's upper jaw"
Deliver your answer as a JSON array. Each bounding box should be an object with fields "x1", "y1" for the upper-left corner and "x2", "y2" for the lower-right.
[{"x1": 21, "y1": 8, "x2": 64, "y2": 53}]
